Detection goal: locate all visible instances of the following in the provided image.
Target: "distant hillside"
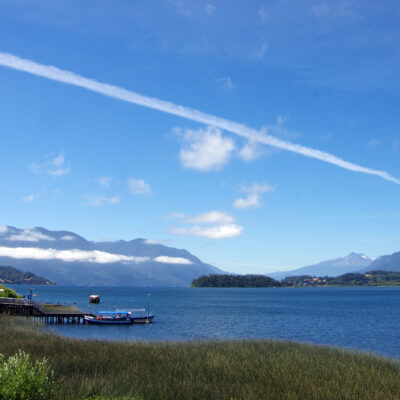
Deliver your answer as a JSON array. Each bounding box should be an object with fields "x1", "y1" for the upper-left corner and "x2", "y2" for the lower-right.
[
  {"x1": 282, "y1": 270, "x2": 400, "y2": 287},
  {"x1": 0, "y1": 266, "x2": 53, "y2": 285},
  {"x1": 0, "y1": 226, "x2": 225, "y2": 286},
  {"x1": 359, "y1": 251, "x2": 400, "y2": 273},
  {"x1": 267, "y1": 253, "x2": 373, "y2": 280},
  {"x1": 192, "y1": 274, "x2": 279, "y2": 288},
  {"x1": 193, "y1": 270, "x2": 400, "y2": 288}
]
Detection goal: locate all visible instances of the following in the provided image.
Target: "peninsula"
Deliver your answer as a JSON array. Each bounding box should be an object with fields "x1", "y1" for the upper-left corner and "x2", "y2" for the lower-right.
[{"x1": 0, "y1": 266, "x2": 53, "y2": 285}]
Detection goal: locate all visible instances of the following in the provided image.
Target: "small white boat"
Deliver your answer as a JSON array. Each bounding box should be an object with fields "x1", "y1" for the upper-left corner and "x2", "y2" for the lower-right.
[{"x1": 127, "y1": 308, "x2": 155, "y2": 324}]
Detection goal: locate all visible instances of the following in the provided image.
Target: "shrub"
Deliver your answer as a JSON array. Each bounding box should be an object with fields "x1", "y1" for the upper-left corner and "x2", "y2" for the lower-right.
[
  {"x1": 0, "y1": 350, "x2": 55, "y2": 400},
  {"x1": 0, "y1": 284, "x2": 21, "y2": 298}
]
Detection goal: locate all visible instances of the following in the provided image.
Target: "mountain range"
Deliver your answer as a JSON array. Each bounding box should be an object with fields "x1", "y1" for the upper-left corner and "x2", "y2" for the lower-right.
[
  {"x1": 360, "y1": 251, "x2": 400, "y2": 273},
  {"x1": 0, "y1": 226, "x2": 223, "y2": 286},
  {"x1": 267, "y1": 253, "x2": 374, "y2": 280}
]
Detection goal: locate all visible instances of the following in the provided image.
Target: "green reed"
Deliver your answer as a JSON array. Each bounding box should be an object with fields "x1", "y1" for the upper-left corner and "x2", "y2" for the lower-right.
[{"x1": 1, "y1": 316, "x2": 400, "y2": 400}]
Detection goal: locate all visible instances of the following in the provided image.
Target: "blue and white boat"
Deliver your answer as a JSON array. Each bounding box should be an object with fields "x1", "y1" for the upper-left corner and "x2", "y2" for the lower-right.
[
  {"x1": 84, "y1": 311, "x2": 133, "y2": 325},
  {"x1": 84, "y1": 309, "x2": 155, "y2": 325}
]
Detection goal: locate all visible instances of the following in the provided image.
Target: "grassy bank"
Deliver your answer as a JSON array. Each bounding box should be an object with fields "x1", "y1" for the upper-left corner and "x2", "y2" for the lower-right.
[
  {"x1": 41, "y1": 303, "x2": 83, "y2": 314},
  {"x1": 2, "y1": 317, "x2": 400, "y2": 399}
]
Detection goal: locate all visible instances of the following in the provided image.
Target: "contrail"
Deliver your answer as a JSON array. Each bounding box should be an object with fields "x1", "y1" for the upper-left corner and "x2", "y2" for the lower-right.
[{"x1": 0, "y1": 52, "x2": 398, "y2": 185}]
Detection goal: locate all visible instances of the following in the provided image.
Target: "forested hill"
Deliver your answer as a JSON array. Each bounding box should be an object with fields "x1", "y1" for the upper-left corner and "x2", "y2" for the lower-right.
[
  {"x1": 191, "y1": 274, "x2": 280, "y2": 287},
  {"x1": 192, "y1": 271, "x2": 400, "y2": 288},
  {"x1": 0, "y1": 266, "x2": 53, "y2": 285}
]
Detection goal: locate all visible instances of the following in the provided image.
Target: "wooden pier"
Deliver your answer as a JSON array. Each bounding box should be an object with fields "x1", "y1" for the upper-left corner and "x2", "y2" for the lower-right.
[{"x1": 0, "y1": 297, "x2": 91, "y2": 324}]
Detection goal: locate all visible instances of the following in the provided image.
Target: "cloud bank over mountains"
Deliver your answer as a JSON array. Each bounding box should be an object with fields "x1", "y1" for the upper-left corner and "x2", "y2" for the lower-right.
[
  {"x1": 0, "y1": 226, "x2": 222, "y2": 286},
  {"x1": 0, "y1": 226, "x2": 192, "y2": 265}
]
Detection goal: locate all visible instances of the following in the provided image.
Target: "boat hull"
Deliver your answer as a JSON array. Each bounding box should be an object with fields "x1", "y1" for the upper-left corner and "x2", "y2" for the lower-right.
[
  {"x1": 84, "y1": 316, "x2": 132, "y2": 325},
  {"x1": 132, "y1": 315, "x2": 155, "y2": 324}
]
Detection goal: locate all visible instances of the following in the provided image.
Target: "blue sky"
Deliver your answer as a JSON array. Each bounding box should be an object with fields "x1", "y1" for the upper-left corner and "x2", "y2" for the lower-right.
[{"x1": 0, "y1": 0, "x2": 399, "y2": 273}]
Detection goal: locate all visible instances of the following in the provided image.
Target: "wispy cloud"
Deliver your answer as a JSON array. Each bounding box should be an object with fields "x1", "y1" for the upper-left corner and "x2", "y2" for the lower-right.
[
  {"x1": 311, "y1": 1, "x2": 354, "y2": 19},
  {"x1": 238, "y1": 141, "x2": 264, "y2": 162},
  {"x1": 98, "y1": 176, "x2": 112, "y2": 188},
  {"x1": 84, "y1": 195, "x2": 120, "y2": 206},
  {"x1": 216, "y1": 75, "x2": 235, "y2": 90},
  {"x1": 254, "y1": 40, "x2": 268, "y2": 59},
  {"x1": 187, "y1": 210, "x2": 234, "y2": 225},
  {"x1": 169, "y1": 210, "x2": 242, "y2": 239},
  {"x1": 234, "y1": 182, "x2": 273, "y2": 209},
  {"x1": 367, "y1": 138, "x2": 382, "y2": 148},
  {"x1": 0, "y1": 246, "x2": 149, "y2": 263},
  {"x1": 178, "y1": 126, "x2": 235, "y2": 171},
  {"x1": 5, "y1": 228, "x2": 55, "y2": 242},
  {"x1": 127, "y1": 178, "x2": 151, "y2": 195},
  {"x1": 170, "y1": 224, "x2": 242, "y2": 239},
  {"x1": 205, "y1": 3, "x2": 215, "y2": 15},
  {"x1": 1, "y1": 52, "x2": 399, "y2": 185},
  {"x1": 22, "y1": 194, "x2": 36, "y2": 203},
  {"x1": 31, "y1": 153, "x2": 70, "y2": 177},
  {"x1": 61, "y1": 235, "x2": 75, "y2": 241},
  {"x1": 154, "y1": 255, "x2": 192, "y2": 264},
  {"x1": 392, "y1": 138, "x2": 400, "y2": 154},
  {"x1": 258, "y1": 7, "x2": 269, "y2": 23},
  {"x1": 0, "y1": 245, "x2": 191, "y2": 265}
]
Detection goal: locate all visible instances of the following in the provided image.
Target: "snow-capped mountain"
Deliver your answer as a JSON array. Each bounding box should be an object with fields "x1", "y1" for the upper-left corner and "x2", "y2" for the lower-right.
[
  {"x1": 360, "y1": 251, "x2": 400, "y2": 273},
  {"x1": 0, "y1": 226, "x2": 224, "y2": 286},
  {"x1": 267, "y1": 252, "x2": 373, "y2": 280}
]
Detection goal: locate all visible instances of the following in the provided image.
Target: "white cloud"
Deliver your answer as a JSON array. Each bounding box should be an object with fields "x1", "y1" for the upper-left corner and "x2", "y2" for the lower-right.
[
  {"x1": 205, "y1": 3, "x2": 215, "y2": 14},
  {"x1": 169, "y1": 210, "x2": 242, "y2": 239},
  {"x1": 234, "y1": 194, "x2": 260, "y2": 209},
  {"x1": 179, "y1": 126, "x2": 235, "y2": 171},
  {"x1": 0, "y1": 246, "x2": 149, "y2": 264},
  {"x1": 234, "y1": 182, "x2": 273, "y2": 209},
  {"x1": 31, "y1": 153, "x2": 70, "y2": 177},
  {"x1": 6, "y1": 228, "x2": 55, "y2": 242},
  {"x1": 238, "y1": 141, "x2": 263, "y2": 162},
  {"x1": 187, "y1": 210, "x2": 234, "y2": 225},
  {"x1": 127, "y1": 178, "x2": 151, "y2": 195},
  {"x1": 60, "y1": 235, "x2": 75, "y2": 241},
  {"x1": 170, "y1": 224, "x2": 242, "y2": 239},
  {"x1": 84, "y1": 195, "x2": 120, "y2": 206},
  {"x1": 98, "y1": 176, "x2": 112, "y2": 188},
  {"x1": 154, "y1": 256, "x2": 192, "y2": 264},
  {"x1": 0, "y1": 226, "x2": 9, "y2": 234},
  {"x1": 1, "y1": 52, "x2": 398, "y2": 185},
  {"x1": 22, "y1": 194, "x2": 36, "y2": 203}
]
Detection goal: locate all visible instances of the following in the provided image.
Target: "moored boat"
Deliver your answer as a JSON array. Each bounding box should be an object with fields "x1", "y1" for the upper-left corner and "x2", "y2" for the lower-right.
[
  {"x1": 127, "y1": 308, "x2": 155, "y2": 324},
  {"x1": 84, "y1": 311, "x2": 132, "y2": 325},
  {"x1": 84, "y1": 309, "x2": 155, "y2": 325}
]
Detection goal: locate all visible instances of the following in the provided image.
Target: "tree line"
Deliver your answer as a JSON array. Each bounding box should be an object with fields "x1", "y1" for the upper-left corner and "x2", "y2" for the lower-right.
[{"x1": 191, "y1": 270, "x2": 400, "y2": 288}]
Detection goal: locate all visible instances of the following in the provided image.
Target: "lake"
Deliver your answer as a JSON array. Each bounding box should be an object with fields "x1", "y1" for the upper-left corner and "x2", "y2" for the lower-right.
[{"x1": 9, "y1": 285, "x2": 400, "y2": 359}]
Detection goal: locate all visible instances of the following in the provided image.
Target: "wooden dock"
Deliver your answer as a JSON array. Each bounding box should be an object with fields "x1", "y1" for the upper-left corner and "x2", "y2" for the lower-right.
[{"x1": 0, "y1": 297, "x2": 91, "y2": 324}]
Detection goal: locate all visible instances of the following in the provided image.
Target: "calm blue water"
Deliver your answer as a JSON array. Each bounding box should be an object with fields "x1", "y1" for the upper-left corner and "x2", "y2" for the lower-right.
[{"x1": 9, "y1": 285, "x2": 400, "y2": 359}]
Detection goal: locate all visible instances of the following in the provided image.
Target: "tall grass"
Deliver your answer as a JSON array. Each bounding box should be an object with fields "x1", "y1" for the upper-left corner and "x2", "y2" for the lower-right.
[
  {"x1": 1, "y1": 316, "x2": 400, "y2": 399},
  {"x1": 41, "y1": 303, "x2": 83, "y2": 314}
]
